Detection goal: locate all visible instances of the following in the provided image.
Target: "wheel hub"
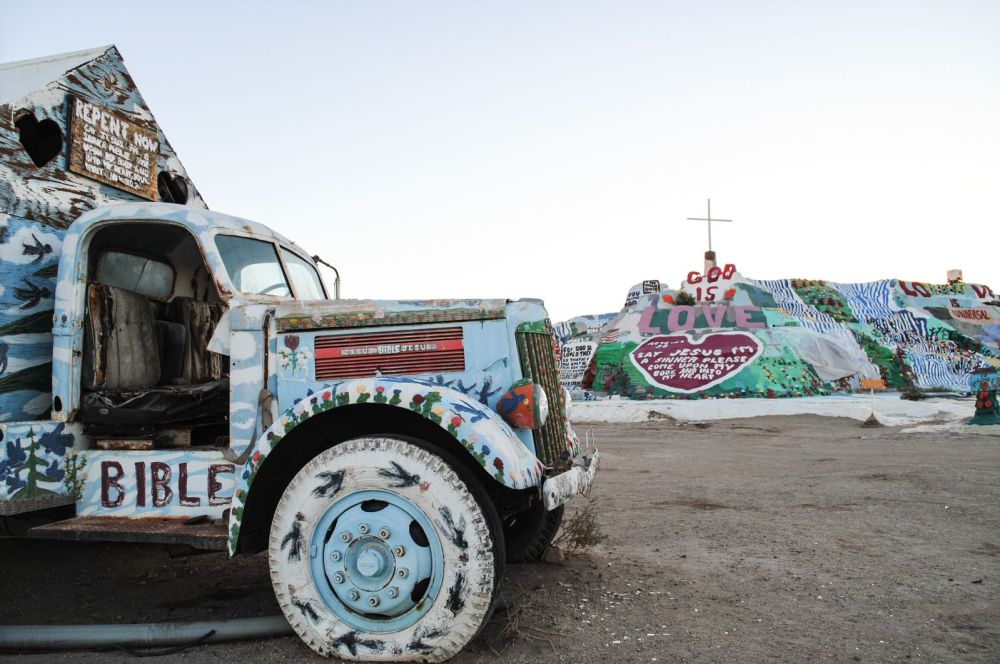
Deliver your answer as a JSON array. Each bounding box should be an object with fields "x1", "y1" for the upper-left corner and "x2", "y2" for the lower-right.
[{"x1": 311, "y1": 490, "x2": 442, "y2": 632}]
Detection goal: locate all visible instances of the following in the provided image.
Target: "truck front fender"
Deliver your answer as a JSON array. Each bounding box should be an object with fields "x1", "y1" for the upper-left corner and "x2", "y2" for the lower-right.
[{"x1": 227, "y1": 376, "x2": 544, "y2": 555}]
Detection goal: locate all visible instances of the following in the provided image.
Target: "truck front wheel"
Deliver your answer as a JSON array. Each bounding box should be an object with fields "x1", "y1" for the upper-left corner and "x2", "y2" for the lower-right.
[
  {"x1": 503, "y1": 501, "x2": 564, "y2": 563},
  {"x1": 268, "y1": 436, "x2": 503, "y2": 661}
]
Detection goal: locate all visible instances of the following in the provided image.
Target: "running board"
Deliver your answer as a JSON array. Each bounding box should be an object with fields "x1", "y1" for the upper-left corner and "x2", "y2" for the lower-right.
[{"x1": 30, "y1": 516, "x2": 227, "y2": 550}]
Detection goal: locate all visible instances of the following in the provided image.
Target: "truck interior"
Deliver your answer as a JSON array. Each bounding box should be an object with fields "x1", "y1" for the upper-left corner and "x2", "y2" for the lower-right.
[{"x1": 78, "y1": 222, "x2": 230, "y2": 447}]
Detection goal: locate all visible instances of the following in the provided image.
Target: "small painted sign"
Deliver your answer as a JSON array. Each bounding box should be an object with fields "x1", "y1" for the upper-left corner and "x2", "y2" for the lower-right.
[
  {"x1": 559, "y1": 341, "x2": 597, "y2": 384},
  {"x1": 68, "y1": 97, "x2": 159, "y2": 200},
  {"x1": 630, "y1": 331, "x2": 762, "y2": 393},
  {"x1": 79, "y1": 450, "x2": 234, "y2": 518}
]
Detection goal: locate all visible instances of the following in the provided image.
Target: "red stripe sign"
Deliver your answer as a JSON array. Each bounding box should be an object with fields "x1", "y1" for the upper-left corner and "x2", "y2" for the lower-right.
[{"x1": 315, "y1": 339, "x2": 464, "y2": 360}]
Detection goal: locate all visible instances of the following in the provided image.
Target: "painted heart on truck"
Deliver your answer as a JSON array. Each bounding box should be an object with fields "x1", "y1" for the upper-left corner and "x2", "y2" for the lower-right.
[{"x1": 629, "y1": 331, "x2": 762, "y2": 393}]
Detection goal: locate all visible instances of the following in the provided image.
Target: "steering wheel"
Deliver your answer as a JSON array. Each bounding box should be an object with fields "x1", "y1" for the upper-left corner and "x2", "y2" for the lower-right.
[{"x1": 259, "y1": 283, "x2": 287, "y2": 295}]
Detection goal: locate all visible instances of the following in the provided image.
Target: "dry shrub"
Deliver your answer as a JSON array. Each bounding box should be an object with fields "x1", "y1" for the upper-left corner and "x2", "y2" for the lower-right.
[{"x1": 553, "y1": 498, "x2": 608, "y2": 553}]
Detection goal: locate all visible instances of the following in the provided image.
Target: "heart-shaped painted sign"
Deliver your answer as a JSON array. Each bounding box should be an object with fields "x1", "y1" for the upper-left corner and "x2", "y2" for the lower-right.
[{"x1": 630, "y1": 331, "x2": 762, "y2": 393}]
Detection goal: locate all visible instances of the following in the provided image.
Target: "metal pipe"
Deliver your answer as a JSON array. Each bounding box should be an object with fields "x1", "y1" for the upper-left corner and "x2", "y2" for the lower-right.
[
  {"x1": 0, "y1": 615, "x2": 292, "y2": 650},
  {"x1": 313, "y1": 255, "x2": 341, "y2": 299}
]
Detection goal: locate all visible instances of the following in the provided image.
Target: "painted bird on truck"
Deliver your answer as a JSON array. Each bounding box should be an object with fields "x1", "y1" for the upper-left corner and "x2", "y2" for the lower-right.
[
  {"x1": 22, "y1": 234, "x2": 53, "y2": 265},
  {"x1": 497, "y1": 391, "x2": 527, "y2": 416},
  {"x1": 13, "y1": 279, "x2": 51, "y2": 309}
]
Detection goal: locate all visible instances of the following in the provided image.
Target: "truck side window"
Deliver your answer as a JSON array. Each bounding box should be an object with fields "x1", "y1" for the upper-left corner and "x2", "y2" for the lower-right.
[
  {"x1": 215, "y1": 235, "x2": 291, "y2": 297},
  {"x1": 96, "y1": 250, "x2": 174, "y2": 299},
  {"x1": 280, "y1": 248, "x2": 326, "y2": 300}
]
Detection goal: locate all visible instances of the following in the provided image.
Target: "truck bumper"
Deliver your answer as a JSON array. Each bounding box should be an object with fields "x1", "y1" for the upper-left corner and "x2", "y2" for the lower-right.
[{"x1": 541, "y1": 449, "x2": 600, "y2": 511}]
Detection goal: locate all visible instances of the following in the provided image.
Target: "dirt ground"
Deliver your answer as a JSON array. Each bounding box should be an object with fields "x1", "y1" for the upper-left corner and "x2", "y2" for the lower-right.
[{"x1": 1, "y1": 414, "x2": 997, "y2": 663}]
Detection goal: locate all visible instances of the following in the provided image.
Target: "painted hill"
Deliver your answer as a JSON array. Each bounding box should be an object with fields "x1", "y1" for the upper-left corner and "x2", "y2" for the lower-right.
[{"x1": 558, "y1": 272, "x2": 999, "y2": 399}]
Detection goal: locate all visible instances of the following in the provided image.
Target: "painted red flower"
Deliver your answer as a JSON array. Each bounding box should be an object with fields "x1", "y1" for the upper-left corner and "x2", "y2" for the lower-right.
[
  {"x1": 412, "y1": 394, "x2": 425, "y2": 405},
  {"x1": 662, "y1": 294, "x2": 674, "y2": 304},
  {"x1": 419, "y1": 481, "x2": 430, "y2": 492},
  {"x1": 252, "y1": 450, "x2": 262, "y2": 463},
  {"x1": 284, "y1": 335, "x2": 300, "y2": 351},
  {"x1": 493, "y1": 457, "x2": 504, "y2": 470},
  {"x1": 376, "y1": 386, "x2": 385, "y2": 394},
  {"x1": 451, "y1": 416, "x2": 462, "y2": 428},
  {"x1": 724, "y1": 288, "x2": 736, "y2": 300},
  {"x1": 322, "y1": 391, "x2": 331, "y2": 400}
]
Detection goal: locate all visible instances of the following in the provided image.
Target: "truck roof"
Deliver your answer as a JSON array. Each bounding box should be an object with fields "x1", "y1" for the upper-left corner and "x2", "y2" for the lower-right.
[{"x1": 70, "y1": 202, "x2": 309, "y2": 256}]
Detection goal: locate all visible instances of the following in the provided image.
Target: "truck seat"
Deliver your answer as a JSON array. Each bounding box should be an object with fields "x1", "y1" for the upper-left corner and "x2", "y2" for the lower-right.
[
  {"x1": 163, "y1": 297, "x2": 226, "y2": 384},
  {"x1": 81, "y1": 283, "x2": 228, "y2": 427},
  {"x1": 83, "y1": 283, "x2": 161, "y2": 390}
]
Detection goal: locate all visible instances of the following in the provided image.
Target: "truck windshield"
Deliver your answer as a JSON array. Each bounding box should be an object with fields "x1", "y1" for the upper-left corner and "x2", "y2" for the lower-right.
[
  {"x1": 280, "y1": 248, "x2": 326, "y2": 300},
  {"x1": 215, "y1": 235, "x2": 291, "y2": 297}
]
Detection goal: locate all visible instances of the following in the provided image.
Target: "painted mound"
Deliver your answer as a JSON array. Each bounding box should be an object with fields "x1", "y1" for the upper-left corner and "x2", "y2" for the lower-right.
[{"x1": 558, "y1": 272, "x2": 999, "y2": 399}]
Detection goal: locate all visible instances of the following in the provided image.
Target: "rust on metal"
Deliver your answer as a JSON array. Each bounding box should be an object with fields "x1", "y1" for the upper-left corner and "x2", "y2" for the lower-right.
[
  {"x1": 95, "y1": 438, "x2": 154, "y2": 451},
  {"x1": 30, "y1": 516, "x2": 228, "y2": 550},
  {"x1": 0, "y1": 494, "x2": 75, "y2": 516},
  {"x1": 278, "y1": 301, "x2": 506, "y2": 332}
]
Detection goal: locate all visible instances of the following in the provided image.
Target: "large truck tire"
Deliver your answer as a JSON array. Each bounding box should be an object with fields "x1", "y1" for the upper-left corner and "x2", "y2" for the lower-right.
[
  {"x1": 503, "y1": 501, "x2": 564, "y2": 563},
  {"x1": 268, "y1": 436, "x2": 503, "y2": 662}
]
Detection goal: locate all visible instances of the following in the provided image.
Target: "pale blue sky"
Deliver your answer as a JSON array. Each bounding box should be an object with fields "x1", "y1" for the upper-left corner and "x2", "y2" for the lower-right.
[{"x1": 3, "y1": 1, "x2": 998, "y2": 320}]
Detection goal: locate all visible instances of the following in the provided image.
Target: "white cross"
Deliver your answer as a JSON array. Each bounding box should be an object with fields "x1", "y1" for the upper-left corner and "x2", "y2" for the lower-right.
[{"x1": 686, "y1": 199, "x2": 732, "y2": 253}]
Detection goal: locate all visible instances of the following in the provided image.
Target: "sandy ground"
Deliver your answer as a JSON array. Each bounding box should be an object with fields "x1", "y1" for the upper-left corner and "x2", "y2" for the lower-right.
[{"x1": 1, "y1": 414, "x2": 998, "y2": 663}]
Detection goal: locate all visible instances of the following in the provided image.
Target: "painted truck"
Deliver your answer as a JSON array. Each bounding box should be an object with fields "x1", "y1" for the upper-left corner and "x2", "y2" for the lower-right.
[{"x1": 0, "y1": 201, "x2": 598, "y2": 661}]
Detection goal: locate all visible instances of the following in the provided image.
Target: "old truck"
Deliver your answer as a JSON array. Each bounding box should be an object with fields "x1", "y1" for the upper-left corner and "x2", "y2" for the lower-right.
[{"x1": 0, "y1": 201, "x2": 598, "y2": 661}]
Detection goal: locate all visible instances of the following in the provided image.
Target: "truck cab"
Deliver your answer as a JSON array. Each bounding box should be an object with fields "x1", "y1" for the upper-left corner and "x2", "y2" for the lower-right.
[{"x1": 3, "y1": 202, "x2": 597, "y2": 661}]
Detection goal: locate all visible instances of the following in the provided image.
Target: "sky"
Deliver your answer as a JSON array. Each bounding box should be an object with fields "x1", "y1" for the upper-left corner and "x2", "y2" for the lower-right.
[{"x1": 2, "y1": 1, "x2": 998, "y2": 321}]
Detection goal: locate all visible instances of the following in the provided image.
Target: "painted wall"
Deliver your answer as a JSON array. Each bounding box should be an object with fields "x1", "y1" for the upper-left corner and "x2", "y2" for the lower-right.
[
  {"x1": 0, "y1": 46, "x2": 206, "y2": 422},
  {"x1": 561, "y1": 273, "x2": 998, "y2": 399}
]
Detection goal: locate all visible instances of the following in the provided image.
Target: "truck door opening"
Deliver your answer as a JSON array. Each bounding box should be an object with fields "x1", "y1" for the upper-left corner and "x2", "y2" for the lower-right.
[{"x1": 77, "y1": 222, "x2": 230, "y2": 446}]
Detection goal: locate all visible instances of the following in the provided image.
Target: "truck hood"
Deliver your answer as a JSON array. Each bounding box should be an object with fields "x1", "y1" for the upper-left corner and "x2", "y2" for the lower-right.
[{"x1": 273, "y1": 298, "x2": 511, "y2": 332}]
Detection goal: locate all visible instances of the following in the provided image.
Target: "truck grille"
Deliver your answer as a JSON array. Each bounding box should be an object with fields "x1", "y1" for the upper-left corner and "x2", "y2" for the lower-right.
[
  {"x1": 516, "y1": 324, "x2": 570, "y2": 470},
  {"x1": 315, "y1": 327, "x2": 465, "y2": 380}
]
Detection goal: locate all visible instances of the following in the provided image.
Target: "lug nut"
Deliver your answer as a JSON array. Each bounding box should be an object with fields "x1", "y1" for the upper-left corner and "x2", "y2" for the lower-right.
[
  {"x1": 330, "y1": 550, "x2": 342, "y2": 562},
  {"x1": 378, "y1": 527, "x2": 391, "y2": 539},
  {"x1": 386, "y1": 587, "x2": 399, "y2": 599},
  {"x1": 348, "y1": 589, "x2": 360, "y2": 601},
  {"x1": 393, "y1": 545, "x2": 406, "y2": 557},
  {"x1": 358, "y1": 523, "x2": 370, "y2": 534},
  {"x1": 397, "y1": 567, "x2": 409, "y2": 579},
  {"x1": 368, "y1": 595, "x2": 380, "y2": 607},
  {"x1": 340, "y1": 531, "x2": 351, "y2": 542},
  {"x1": 333, "y1": 572, "x2": 345, "y2": 584}
]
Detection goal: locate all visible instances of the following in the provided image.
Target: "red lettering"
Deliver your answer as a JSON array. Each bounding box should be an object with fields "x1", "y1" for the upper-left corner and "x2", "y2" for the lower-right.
[
  {"x1": 686, "y1": 271, "x2": 702, "y2": 285},
  {"x1": 101, "y1": 461, "x2": 125, "y2": 508},
  {"x1": 722, "y1": 263, "x2": 736, "y2": 279},
  {"x1": 208, "y1": 464, "x2": 234, "y2": 506},
  {"x1": 135, "y1": 461, "x2": 146, "y2": 507},
  {"x1": 706, "y1": 266, "x2": 721, "y2": 283},
  {"x1": 704, "y1": 286, "x2": 718, "y2": 302},
  {"x1": 151, "y1": 462, "x2": 173, "y2": 508},
  {"x1": 900, "y1": 281, "x2": 931, "y2": 298},
  {"x1": 178, "y1": 463, "x2": 201, "y2": 507},
  {"x1": 972, "y1": 284, "x2": 994, "y2": 299}
]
